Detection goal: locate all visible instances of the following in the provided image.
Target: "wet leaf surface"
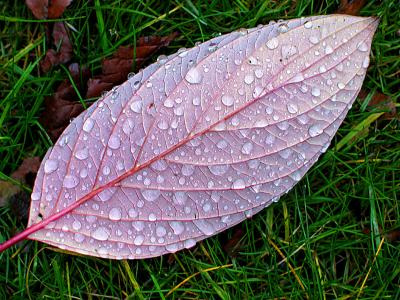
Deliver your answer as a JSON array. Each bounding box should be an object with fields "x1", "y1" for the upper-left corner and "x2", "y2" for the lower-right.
[{"x1": 0, "y1": 15, "x2": 379, "y2": 259}]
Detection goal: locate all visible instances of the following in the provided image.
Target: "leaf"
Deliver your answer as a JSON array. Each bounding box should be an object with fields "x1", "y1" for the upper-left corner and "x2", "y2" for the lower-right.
[
  {"x1": 0, "y1": 15, "x2": 379, "y2": 259},
  {"x1": 40, "y1": 22, "x2": 73, "y2": 73},
  {"x1": 86, "y1": 33, "x2": 179, "y2": 99},
  {"x1": 336, "y1": 0, "x2": 367, "y2": 16},
  {"x1": 26, "y1": 0, "x2": 72, "y2": 19},
  {"x1": 0, "y1": 157, "x2": 40, "y2": 222},
  {"x1": 40, "y1": 63, "x2": 90, "y2": 141},
  {"x1": 358, "y1": 89, "x2": 398, "y2": 120}
]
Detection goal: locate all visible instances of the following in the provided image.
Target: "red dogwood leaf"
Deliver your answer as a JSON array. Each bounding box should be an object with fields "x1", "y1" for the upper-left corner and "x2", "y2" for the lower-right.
[{"x1": 0, "y1": 15, "x2": 379, "y2": 259}]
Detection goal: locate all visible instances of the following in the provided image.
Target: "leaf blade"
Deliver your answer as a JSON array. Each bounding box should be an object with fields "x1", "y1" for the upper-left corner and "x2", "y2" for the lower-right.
[{"x1": 22, "y1": 15, "x2": 379, "y2": 259}]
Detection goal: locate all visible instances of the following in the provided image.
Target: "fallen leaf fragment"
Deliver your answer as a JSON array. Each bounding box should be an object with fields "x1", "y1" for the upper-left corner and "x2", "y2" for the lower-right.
[
  {"x1": 336, "y1": 0, "x2": 367, "y2": 15},
  {"x1": 26, "y1": 0, "x2": 72, "y2": 19},
  {"x1": 0, "y1": 157, "x2": 40, "y2": 222},
  {"x1": 40, "y1": 63, "x2": 90, "y2": 141},
  {"x1": 40, "y1": 22, "x2": 73, "y2": 73},
  {"x1": 86, "y1": 32, "x2": 179, "y2": 98},
  {"x1": 359, "y1": 90, "x2": 397, "y2": 120}
]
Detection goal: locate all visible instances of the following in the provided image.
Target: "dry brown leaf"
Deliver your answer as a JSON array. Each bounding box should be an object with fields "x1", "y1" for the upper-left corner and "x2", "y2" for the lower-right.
[
  {"x1": 26, "y1": 0, "x2": 72, "y2": 19},
  {"x1": 359, "y1": 89, "x2": 397, "y2": 120},
  {"x1": 40, "y1": 22, "x2": 73, "y2": 73},
  {"x1": 336, "y1": 0, "x2": 367, "y2": 15},
  {"x1": 86, "y1": 32, "x2": 179, "y2": 98}
]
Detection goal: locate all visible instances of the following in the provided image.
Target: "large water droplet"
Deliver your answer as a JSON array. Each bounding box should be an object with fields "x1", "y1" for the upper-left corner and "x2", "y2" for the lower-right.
[
  {"x1": 173, "y1": 192, "x2": 187, "y2": 205},
  {"x1": 108, "y1": 136, "x2": 121, "y2": 150},
  {"x1": 91, "y1": 227, "x2": 110, "y2": 241},
  {"x1": 185, "y1": 67, "x2": 203, "y2": 84},
  {"x1": 44, "y1": 159, "x2": 58, "y2": 174},
  {"x1": 130, "y1": 101, "x2": 142, "y2": 113},
  {"x1": 74, "y1": 148, "x2": 89, "y2": 160},
  {"x1": 182, "y1": 165, "x2": 195, "y2": 176},
  {"x1": 221, "y1": 95, "x2": 234, "y2": 107},
  {"x1": 357, "y1": 41, "x2": 368, "y2": 52},
  {"x1": 244, "y1": 74, "x2": 254, "y2": 85},
  {"x1": 208, "y1": 164, "x2": 229, "y2": 176},
  {"x1": 309, "y1": 36, "x2": 319, "y2": 44},
  {"x1": 309, "y1": 124, "x2": 323, "y2": 137},
  {"x1": 142, "y1": 189, "x2": 160, "y2": 202},
  {"x1": 241, "y1": 142, "x2": 253, "y2": 155},
  {"x1": 266, "y1": 37, "x2": 279, "y2": 49},
  {"x1": 281, "y1": 44, "x2": 297, "y2": 59},
  {"x1": 232, "y1": 179, "x2": 246, "y2": 189},
  {"x1": 304, "y1": 20, "x2": 313, "y2": 29},
  {"x1": 170, "y1": 221, "x2": 185, "y2": 235},
  {"x1": 156, "y1": 225, "x2": 167, "y2": 237},
  {"x1": 287, "y1": 103, "x2": 299, "y2": 114},
  {"x1": 311, "y1": 87, "x2": 321, "y2": 97},
  {"x1": 184, "y1": 239, "x2": 196, "y2": 249},
  {"x1": 72, "y1": 220, "x2": 82, "y2": 231},
  {"x1": 63, "y1": 175, "x2": 79, "y2": 188},
  {"x1": 134, "y1": 235, "x2": 144, "y2": 246},
  {"x1": 325, "y1": 45, "x2": 333, "y2": 55},
  {"x1": 83, "y1": 118, "x2": 95, "y2": 133},
  {"x1": 194, "y1": 220, "x2": 214, "y2": 236},
  {"x1": 109, "y1": 207, "x2": 122, "y2": 221}
]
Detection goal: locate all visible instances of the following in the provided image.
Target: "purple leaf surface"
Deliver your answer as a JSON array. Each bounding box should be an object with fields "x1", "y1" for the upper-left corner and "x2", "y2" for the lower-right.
[{"x1": 0, "y1": 15, "x2": 378, "y2": 259}]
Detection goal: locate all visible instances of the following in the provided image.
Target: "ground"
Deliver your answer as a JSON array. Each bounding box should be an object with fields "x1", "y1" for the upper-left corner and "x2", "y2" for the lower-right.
[{"x1": 0, "y1": 0, "x2": 399, "y2": 299}]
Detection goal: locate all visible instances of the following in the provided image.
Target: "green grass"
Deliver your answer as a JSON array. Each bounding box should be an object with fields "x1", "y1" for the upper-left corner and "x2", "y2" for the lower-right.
[{"x1": 0, "y1": 0, "x2": 399, "y2": 299}]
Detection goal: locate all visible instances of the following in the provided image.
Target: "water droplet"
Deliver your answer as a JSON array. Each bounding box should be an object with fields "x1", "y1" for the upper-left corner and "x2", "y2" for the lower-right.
[
  {"x1": 108, "y1": 136, "x2": 121, "y2": 150},
  {"x1": 170, "y1": 221, "x2": 185, "y2": 235},
  {"x1": 217, "y1": 140, "x2": 228, "y2": 149},
  {"x1": 309, "y1": 36, "x2": 319, "y2": 44},
  {"x1": 325, "y1": 45, "x2": 333, "y2": 55},
  {"x1": 157, "y1": 120, "x2": 169, "y2": 130},
  {"x1": 185, "y1": 67, "x2": 203, "y2": 84},
  {"x1": 184, "y1": 239, "x2": 196, "y2": 249},
  {"x1": 337, "y1": 82, "x2": 345, "y2": 89},
  {"x1": 194, "y1": 220, "x2": 214, "y2": 236},
  {"x1": 63, "y1": 175, "x2": 79, "y2": 188},
  {"x1": 123, "y1": 118, "x2": 134, "y2": 135},
  {"x1": 203, "y1": 203, "x2": 211, "y2": 212},
  {"x1": 289, "y1": 72, "x2": 304, "y2": 83},
  {"x1": 357, "y1": 41, "x2": 368, "y2": 52},
  {"x1": 44, "y1": 159, "x2": 58, "y2": 174},
  {"x1": 127, "y1": 72, "x2": 135, "y2": 79},
  {"x1": 142, "y1": 189, "x2": 160, "y2": 202},
  {"x1": 319, "y1": 65, "x2": 327, "y2": 73},
  {"x1": 232, "y1": 179, "x2": 246, "y2": 189},
  {"x1": 281, "y1": 44, "x2": 297, "y2": 59},
  {"x1": 265, "y1": 134, "x2": 276, "y2": 145},
  {"x1": 287, "y1": 103, "x2": 299, "y2": 114},
  {"x1": 244, "y1": 74, "x2": 254, "y2": 84},
  {"x1": 31, "y1": 192, "x2": 40, "y2": 201},
  {"x1": 254, "y1": 119, "x2": 269, "y2": 128},
  {"x1": 253, "y1": 86, "x2": 263, "y2": 98},
  {"x1": 74, "y1": 233, "x2": 85, "y2": 243},
  {"x1": 74, "y1": 148, "x2": 89, "y2": 160},
  {"x1": 192, "y1": 97, "x2": 201, "y2": 106},
  {"x1": 156, "y1": 225, "x2": 167, "y2": 237},
  {"x1": 72, "y1": 220, "x2": 82, "y2": 231},
  {"x1": 148, "y1": 213, "x2": 157, "y2": 221},
  {"x1": 208, "y1": 164, "x2": 229, "y2": 176},
  {"x1": 311, "y1": 87, "x2": 321, "y2": 97},
  {"x1": 134, "y1": 235, "x2": 144, "y2": 246},
  {"x1": 157, "y1": 54, "x2": 168, "y2": 64},
  {"x1": 208, "y1": 42, "x2": 218, "y2": 52},
  {"x1": 241, "y1": 142, "x2": 253, "y2": 155},
  {"x1": 97, "y1": 188, "x2": 115, "y2": 201},
  {"x1": 83, "y1": 118, "x2": 95, "y2": 133},
  {"x1": 173, "y1": 192, "x2": 187, "y2": 205},
  {"x1": 278, "y1": 23, "x2": 289, "y2": 33},
  {"x1": 91, "y1": 227, "x2": 110, "y2": 241},
  {"x1": 182, "y1": 165, "x2": 195, "y2": 176},
  {"x1": 266, "y1": 37, "x2": 279, "y2": 50},
  {"x1": 362, "y1": 57, "x2": 369, "y2": 69},
  {"x1": 254, "y1": 68, "x2": 264, "y2": 78},
  {"x1": 130, "y1": 101, "x2": 142, "y2": 113},
  {"x1": 309, "y1": 124, "x2": 323, "y2": 137},
  {"x1": 80, "y1": 168, "x2": 88, "y2": 178},
  {"x1": 304, "y1": 20, "x2": 313, "y2": 29},
  {"x1": 221, "y1": 95, "x2": 234, "y2": 107},
  {"x1": 109, "y1": 207, "x2": 122, "y2": 221}
]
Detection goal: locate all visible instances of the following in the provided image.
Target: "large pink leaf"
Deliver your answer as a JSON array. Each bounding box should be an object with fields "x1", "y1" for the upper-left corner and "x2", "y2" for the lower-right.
[{"x1": 0, "y1": 15, "x2": 378, "y2": 259}]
